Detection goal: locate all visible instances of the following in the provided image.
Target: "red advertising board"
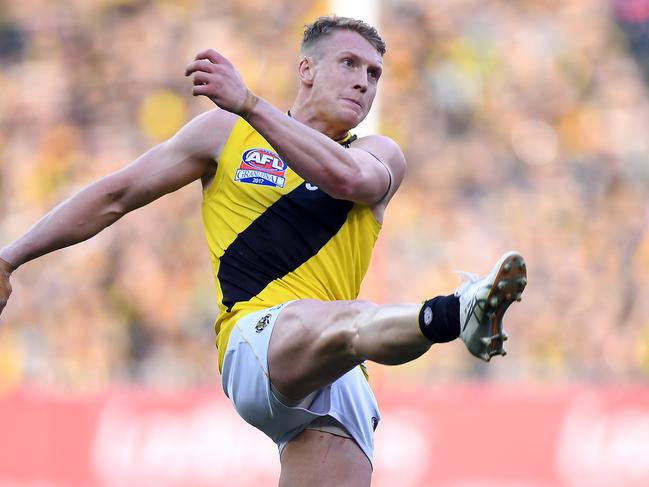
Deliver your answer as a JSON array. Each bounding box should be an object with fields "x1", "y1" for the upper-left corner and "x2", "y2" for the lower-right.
[{"x1": 0, "y1": 384, "x2": 647, "y2": 486}]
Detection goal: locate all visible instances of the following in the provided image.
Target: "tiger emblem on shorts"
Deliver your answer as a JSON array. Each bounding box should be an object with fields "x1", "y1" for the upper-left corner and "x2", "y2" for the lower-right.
[{"x1": 255, "y1": 314, "x2": 271, "y2": 333}]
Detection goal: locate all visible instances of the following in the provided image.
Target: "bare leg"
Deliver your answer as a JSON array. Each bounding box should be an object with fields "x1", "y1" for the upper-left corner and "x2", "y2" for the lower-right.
[
  {"x1": 268, "y1": 299, "x2": 430, "y2": 400},
  {"x1": 270, "y1": 252, "x2": 525, "y2": 485},
  {"x1": 279, "y1": 430, "x2": 372, "y2": 487}
]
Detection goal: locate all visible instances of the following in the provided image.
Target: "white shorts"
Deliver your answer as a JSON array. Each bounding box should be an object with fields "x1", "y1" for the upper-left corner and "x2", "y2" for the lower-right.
[{"x1": 220, "y1": 302, "x2": 381, "y2": 465}]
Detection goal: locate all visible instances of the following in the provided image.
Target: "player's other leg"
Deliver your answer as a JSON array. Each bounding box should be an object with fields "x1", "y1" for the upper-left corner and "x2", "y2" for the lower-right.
[{"x1": 279, "y1": 430, "x2": 371, "y2": 487}]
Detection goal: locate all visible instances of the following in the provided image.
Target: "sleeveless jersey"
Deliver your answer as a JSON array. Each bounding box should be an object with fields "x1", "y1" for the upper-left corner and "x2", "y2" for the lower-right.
[{"x1": 201, "y1": 118, "x2": 381, "y2": 368}]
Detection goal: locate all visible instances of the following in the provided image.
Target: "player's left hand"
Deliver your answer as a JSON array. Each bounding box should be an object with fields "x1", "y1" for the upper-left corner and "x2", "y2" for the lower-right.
[
  {"x1": 185, "y1": 49, "x2": 258, "y2": 117},
  {"x1": 0, "y1": 258, "x2": 14, "y2": 318}
]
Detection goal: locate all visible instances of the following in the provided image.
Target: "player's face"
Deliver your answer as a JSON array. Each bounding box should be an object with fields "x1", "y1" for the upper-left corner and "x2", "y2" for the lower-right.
[{"x1": 309, "y1": 30, "x2": 383, "y2": 128}]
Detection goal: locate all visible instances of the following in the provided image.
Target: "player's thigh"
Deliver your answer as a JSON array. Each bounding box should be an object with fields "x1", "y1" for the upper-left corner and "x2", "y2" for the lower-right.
[
  {"x1": 279, "y1": 429, "x2": 371, "y2": 487},
  {"x1": 269, "y1": 299, "x2": 374, "y2": 400}
]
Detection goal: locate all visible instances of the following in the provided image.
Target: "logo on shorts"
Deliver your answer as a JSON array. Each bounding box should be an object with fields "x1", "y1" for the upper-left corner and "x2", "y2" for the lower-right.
[
  {"x1": 235, "y1": 148, "x2": 287, "y2": 188},
  {"x1": 371, "y1": 416, "x2": 379, "y2": 431},
  {"x1": 255, "y1": 314, "x2": 271, "y2": 333}
]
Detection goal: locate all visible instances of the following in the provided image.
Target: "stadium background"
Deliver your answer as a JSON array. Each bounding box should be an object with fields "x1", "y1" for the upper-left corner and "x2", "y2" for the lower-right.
[{"x1": 1, "y1": 0, "x2": 648, "y2": 485}]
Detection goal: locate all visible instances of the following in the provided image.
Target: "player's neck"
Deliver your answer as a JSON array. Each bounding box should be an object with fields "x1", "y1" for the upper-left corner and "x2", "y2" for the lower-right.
[{"x1": 288, "y1": 103, "x2": 349, "y2": 141}]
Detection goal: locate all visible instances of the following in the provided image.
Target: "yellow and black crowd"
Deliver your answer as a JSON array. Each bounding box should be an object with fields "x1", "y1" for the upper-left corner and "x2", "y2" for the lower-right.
[{"x1": 1, "y1": 0, "x2": 649, "y2": 391}]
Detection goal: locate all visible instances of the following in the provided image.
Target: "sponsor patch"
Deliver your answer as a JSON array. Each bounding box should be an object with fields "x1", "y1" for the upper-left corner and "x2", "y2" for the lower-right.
[{"x1": 235, "y1": 148, "x2": 287, "y2": 188}]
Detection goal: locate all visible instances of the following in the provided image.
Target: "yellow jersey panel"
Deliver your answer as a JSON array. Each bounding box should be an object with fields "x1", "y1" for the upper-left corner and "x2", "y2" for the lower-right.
[{"x1": 201, "y1": 118, "x2": 381, "y2": 368}]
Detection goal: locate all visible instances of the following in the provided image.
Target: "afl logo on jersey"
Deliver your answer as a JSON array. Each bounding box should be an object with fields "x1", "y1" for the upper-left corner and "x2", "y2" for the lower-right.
[{"x1": 235, "y1": 148, "x2": 287, "y2": 188}]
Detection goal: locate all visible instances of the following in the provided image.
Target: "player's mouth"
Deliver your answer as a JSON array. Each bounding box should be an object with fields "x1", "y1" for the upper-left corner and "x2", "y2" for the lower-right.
[{"x1": 341, "y1": 98, "x2": 363, "y2": 110}]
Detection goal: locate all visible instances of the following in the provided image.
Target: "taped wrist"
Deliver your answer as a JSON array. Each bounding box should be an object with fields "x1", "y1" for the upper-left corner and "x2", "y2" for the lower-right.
[
  {"x1": 237, "y1": 90, "x2": 259, "y2": 120},
  {"x1": 418, "y1": 294, "x2": 460, "y2": 343}
]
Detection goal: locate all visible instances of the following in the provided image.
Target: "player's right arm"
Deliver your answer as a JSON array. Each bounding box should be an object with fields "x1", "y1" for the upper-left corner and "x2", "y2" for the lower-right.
[{"x1": 0, "y1": 108, "x2": 237, "y2": 317}]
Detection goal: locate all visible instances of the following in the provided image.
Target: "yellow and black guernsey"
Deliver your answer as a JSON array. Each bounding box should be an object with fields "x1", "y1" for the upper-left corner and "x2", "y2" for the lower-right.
[{"x1": 202, "y1": 118, "x2": 381, "y2": 369}]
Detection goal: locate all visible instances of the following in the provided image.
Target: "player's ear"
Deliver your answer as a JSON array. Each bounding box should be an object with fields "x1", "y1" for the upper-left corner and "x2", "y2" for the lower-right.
[{"x1": 298, "y1": 56, "x2": 315, "y2": 86}]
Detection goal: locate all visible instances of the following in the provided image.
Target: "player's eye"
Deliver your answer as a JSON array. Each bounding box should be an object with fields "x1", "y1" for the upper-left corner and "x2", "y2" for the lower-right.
[{"x1": 342, "y1": 58, "x2": 353, "y2": 67}]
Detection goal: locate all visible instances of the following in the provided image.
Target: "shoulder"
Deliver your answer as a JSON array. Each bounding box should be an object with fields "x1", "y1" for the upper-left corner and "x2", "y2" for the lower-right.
[
  {"x1": 350, "y1": 134, "x2": 406, "y2": 180},
  {"x1": 193, "y1": 107, "x2": 240, "y2": 131},
  {"x1": 168, "y1": 108, "x2": 240, "y2": 160},
  {"x1": 345, "y1": 134, "x2": 407, "y2": 216}
]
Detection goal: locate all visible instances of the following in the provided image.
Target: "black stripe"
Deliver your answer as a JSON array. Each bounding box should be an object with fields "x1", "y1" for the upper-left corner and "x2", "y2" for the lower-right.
[{"x1": 218, "y1": 184, "x2": 353, "y2": 310}]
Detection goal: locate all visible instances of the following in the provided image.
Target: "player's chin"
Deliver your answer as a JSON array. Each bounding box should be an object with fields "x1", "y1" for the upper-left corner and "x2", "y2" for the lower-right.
[{"x1": 339, "y1": 107, "x2": 366, "y2": 129}]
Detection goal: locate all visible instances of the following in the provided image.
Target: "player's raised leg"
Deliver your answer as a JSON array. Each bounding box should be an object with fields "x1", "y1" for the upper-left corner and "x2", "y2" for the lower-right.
[
  {"x1": 268, "y1": 299, "x2": 430, "y2": 401},
  {"x1": 267, "y1": 251, "x2": 526, "y2": 487},
  {"x1": 268, "y1": 251, "x2": 527, "y2": 401}
]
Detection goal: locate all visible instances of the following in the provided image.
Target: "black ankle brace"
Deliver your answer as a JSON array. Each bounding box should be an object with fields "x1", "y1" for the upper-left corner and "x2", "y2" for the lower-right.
[{"x1": 418, "y1": 294, "x2": 461, "y2": 343}]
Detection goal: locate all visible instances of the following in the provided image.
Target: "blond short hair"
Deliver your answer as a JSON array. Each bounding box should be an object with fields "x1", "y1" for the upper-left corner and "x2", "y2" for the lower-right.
[{"x1": 301, "y1": 15, "x2": 386, "y2": 56}]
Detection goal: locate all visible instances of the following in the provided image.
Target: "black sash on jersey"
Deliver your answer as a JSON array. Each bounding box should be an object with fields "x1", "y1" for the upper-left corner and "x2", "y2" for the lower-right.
[
  {"x1": 218, "y1": 120, "x2": 358, "y2": 311},
  {"x1": 218, "y1": 184, "x2": 353, "y2": 311}
]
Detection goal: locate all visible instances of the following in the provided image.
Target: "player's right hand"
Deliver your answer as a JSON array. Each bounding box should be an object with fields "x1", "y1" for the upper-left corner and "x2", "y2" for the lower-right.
[
  {"x1": 184, "y1": 49, "x2": 257, "y2": 117},
  {"x1": 0, "y1": 259, "x2": 13, "y2": 317}
]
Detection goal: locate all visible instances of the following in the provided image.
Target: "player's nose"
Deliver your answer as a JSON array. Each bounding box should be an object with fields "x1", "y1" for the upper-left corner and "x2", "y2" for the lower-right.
[{"x1": 353, "y1": 76, "x2": 368, "y2": 93}]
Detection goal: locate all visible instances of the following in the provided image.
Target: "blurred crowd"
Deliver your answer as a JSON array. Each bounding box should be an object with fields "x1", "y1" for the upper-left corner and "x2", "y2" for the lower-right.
[{"x1": 1, "y1": 0, "x2": 649, "y2": 392}]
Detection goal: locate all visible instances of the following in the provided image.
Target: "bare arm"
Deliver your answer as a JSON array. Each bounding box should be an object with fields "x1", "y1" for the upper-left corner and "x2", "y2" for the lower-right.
[
  {"x1": 0, "y1": 109, "x2": 236, "y2": 315},
  {"x1": 244, "y1": 98, "x2": 406, "y2": 205},
  {"x1": 185, "y1": 49, "x2": 406, "y2": 206}
]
